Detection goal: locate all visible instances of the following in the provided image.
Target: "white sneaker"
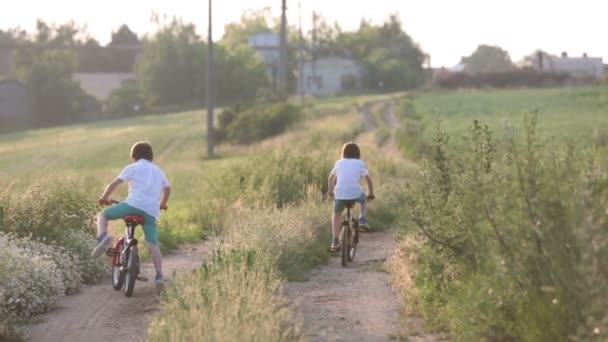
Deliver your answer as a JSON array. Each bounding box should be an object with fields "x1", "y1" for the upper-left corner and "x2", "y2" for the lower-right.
[
  {"x1": 91, "y1": 234, "x2": 111, "y2": 258},
  {"x1": 155, "y1": 275, "x2": 165, "y2": 294}
]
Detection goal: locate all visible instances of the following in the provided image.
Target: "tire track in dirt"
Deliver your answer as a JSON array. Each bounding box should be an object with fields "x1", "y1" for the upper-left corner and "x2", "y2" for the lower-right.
[{"x1": 22, "y1": 240, "x2": 215, "y2": 342}]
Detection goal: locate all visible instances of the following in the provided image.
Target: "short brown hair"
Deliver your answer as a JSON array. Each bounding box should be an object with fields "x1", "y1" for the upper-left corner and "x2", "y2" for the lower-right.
[
  {"x1": 341, "y1": 142, "x2": 360, "y2": 159},
  {"x1": 130, "y1": 141, "x2": 154, "y2": 161}
]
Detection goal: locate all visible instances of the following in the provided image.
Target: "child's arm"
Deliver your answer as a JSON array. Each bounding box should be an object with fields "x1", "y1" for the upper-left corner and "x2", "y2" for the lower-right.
[
  {"x1": 364, "y1": 175, "x2": 375, "y2": 199},
  {"x1": 99, "y1": 179, "x2": 124, "y2": 204},
  {"x1": 328, "y1": 174, "x2": 337, "y2": 197},
  {"x1": 160, "y1": 186, "x2": 171, "y2": 209}
]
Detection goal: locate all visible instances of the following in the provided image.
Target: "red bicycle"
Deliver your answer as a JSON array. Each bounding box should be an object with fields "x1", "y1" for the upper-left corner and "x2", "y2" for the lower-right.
[{"x1": 102, "y1": 200, "x2": 146, "y2": 297}]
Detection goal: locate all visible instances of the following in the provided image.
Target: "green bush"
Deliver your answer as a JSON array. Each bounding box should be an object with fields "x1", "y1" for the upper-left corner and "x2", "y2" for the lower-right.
[
  {"x1": 0, "y1": 179, "x2": 106, "y2": 283},
  {"x1": 209, "y1": 149, "x2": 331, "y2": 209},
  {"x1": 107, "y1": 81, "x2": 144, "y2": 117},
  {"x1": 218, "y1": 102, "x2": 300, "y2": 145},
  {"x1": 401, "y1": 113, "x2": 608, "y2": 340},
  {"x1": 0, "y1": 177, "x2": 97, "y2": 242},
  {"x1": 59, "y1": 230, "x2": 107, "y2": 284},
  {"x1": 0, "y1": 233, "x2": 65, "y2": 320}
]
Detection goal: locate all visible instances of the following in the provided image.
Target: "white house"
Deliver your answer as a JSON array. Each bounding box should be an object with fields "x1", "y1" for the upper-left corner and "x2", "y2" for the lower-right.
[
  {"x1": 73, "y1": 73, "x2": 135, "y2": 101},
  {"x1": 532, "y1": 52, "x2": 604, "y2": 79},
  {"x1": 302, "y1": 57, "x2": 363, "y2": 97},
  {"x1": 248, "y1": 32, "x2": 280, "y2": 86}
]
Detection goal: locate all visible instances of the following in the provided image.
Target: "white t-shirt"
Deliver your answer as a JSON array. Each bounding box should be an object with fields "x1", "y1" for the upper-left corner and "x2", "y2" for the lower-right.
[
  {"x1": 330, "y1": 158, "x2": 368, "y2": 200},
  {"x1": 117, "y1": 159, "x2": 170, "y2": 219}
]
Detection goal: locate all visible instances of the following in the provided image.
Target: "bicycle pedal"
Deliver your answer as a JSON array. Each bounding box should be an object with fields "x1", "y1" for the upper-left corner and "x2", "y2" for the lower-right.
[
  {"x1": 136, "y1": 276, "x2": 148, "y2": 282},
  {"x1": 105, "y1": 248, "x2": 118, "y2": 257}
]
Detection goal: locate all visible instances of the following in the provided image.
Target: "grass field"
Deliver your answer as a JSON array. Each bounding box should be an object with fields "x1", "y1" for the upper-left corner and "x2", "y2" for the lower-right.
[{"x1": 411, "y1": 86, "x2": 608, "y2": 144}]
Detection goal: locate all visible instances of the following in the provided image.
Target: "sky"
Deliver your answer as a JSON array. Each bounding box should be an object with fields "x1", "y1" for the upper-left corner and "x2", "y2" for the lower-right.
[{"x1": 1, "y1": 0, "x2": 607, "y2": 67}]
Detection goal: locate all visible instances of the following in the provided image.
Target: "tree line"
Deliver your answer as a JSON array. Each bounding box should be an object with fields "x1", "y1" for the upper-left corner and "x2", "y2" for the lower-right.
[{"x1": 1, "y1": 11, "x2": 429, "y2": 128}]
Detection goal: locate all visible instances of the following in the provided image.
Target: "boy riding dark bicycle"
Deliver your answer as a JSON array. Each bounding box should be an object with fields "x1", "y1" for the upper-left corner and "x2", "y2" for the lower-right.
[
  {"x1": 92, "y1": 141, "x2": 171, "y2": 294},
  {"x1": 328, "y1": 142, "x2": 374, "y2": 252}
]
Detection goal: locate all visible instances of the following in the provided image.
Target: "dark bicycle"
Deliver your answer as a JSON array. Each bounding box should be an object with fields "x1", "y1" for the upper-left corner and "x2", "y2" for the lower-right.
[{"x1": 339, "y1": 201, "x2": 360, "y2": 267}]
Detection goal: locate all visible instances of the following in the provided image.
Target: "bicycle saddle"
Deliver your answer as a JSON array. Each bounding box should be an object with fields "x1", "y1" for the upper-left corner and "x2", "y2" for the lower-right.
[{"x1": 124, "y1": 216, "x2": 145, "y2": 225}]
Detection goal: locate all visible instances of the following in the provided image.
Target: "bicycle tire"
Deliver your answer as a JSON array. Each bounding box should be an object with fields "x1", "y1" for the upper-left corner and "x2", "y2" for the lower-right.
[
  {"x1": 124, "y1": 247, "x2": 139, "y2": 297},
  {"x1": 349, "y1": 230, "x2": 358, "y2": 262},
  {"x1": 340, "y1": 223, "x2": 350, "y2": 267},
  {"x1": 111, "y1": 239, "x2": 125, "y2": 291}
]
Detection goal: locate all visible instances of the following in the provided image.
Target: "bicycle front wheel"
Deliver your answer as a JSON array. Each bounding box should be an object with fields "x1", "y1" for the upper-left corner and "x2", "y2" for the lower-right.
[
  {"x1": 124, "y1": 247, "x2": 140, "y2": 297},
  {"x1": 340, "y1": 224, "x2": 350, "y2": 267}
]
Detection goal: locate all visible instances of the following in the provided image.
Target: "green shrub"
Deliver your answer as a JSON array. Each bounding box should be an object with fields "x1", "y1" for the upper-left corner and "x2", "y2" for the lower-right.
[
  {"x1": 59, "y1": 230, "x2": 107, "y2": 284},
  {"x1": 222, "y1": 198, "x2": 330, "y2": 281},
  {"x1": 11, "y1": 235, "x2": 81, "y2": 294},
  {"x1": 218, "y1": 102, "x2": 300, "y2": 144},
  {"x1": 401, "y1": 113, "x2": 608, "y2": 340},
  {"x1": 0, "y1": 177, "x2": 97, "y2": 242},
  {"x1": 212, "y1": 150, "x2": 331, "y2": 209},
  {"x1": 107, "y1": 81, "x2": 144, "y2": 117},
  {"x1": 0, "y1": 233, "x2": 65, "y2": 320}
]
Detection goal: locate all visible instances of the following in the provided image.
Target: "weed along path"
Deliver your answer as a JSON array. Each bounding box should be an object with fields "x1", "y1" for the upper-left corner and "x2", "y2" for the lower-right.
[
  {"x1": 285, "y1": 230, "x2": 402, "y2": 341},
  {"x1": 22, "y1": 241, "x2": 214, "y2": 342}
]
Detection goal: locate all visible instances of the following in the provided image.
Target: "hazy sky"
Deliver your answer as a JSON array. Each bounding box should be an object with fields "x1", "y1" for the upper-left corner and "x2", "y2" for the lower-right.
[{"x1": 2, "y1": 0, "x2": 607, "y2": 67}]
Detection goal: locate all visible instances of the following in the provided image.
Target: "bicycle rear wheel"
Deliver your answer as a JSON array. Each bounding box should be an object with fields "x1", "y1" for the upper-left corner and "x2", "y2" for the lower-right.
[
  {"x1": 340, "y1": 223, "x2": 350, "y2": 267},
  {"x1": 124, "y1": 247, "x2": 140, "y2": 297}
]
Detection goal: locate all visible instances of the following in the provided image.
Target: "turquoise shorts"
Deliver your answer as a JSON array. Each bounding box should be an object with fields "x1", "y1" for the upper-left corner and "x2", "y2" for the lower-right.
[
  {"x1": 103, "y1": 203, "x2": 158, "y2": 244},
  {"x1": 334, "y1": 193, "x2": 367, "y2": 213}
]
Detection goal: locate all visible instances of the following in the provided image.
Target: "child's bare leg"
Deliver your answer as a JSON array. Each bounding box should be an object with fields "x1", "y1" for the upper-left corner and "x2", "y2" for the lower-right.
[
  {"x1": 359, "y1": 201, "x2": 368, "y2": 218},
  {"x1": 96, "y1": 212, "x2": 108, "y2": 238},
  {"x1": 332, "y1": 211, "x2": 341, "y2": 240},
  {"x1": 147, "y1": 243, "x2": 163, "y2": 277}
]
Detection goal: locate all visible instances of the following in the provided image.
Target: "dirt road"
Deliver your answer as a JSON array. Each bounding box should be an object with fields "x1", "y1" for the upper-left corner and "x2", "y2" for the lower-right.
[
  {"x1": 284, "y1": 230, "x2": 402, "y2": 341},
  {"x1": 22, "y1": 241, "x2": 214, "y2": 342}
]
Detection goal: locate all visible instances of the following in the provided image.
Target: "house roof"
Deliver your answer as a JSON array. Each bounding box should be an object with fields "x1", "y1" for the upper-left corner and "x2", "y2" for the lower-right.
[{"x1": 73, "y1": 73, "x2": 135, "y2": 101}]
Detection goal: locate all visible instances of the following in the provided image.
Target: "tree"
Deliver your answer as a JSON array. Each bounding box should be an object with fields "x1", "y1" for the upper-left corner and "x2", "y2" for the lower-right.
[
  {"x1": 461, "y1": 45, "x2": 513, "y2": 74},
  {"x1": 137, "y1": 19, "x2": 269, "y2": 109},
  {"x1": 107, "y1": 24, "x2": 140, "y2": 73},
  {"x1": 337, "y1": 15, "x2": 426, "y2": 90},
  {"x1": 13, "y1": 48, "x2": 86, "y2": 125},
  {"x1": 221, "y1": 8, "x2": 272, "y2": 50},
  {"x1": 137, "y1": 19, "x2": 204, "y2": 108},
  {"x1": 110, "y1": 24, "x2": 139, "y2": 46}
]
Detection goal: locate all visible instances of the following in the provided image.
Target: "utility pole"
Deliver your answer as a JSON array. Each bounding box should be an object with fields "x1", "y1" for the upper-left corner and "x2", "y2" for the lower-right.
[
  {"x1": 311, "y1": 11, "x2": 317, "y2": 85},
  {"x1": 278, "y1": 0, "x2": 288, "y2": 98},
  {"x1": 298, "y1": 2, "x2": 304, "y2": 102},
  {"x1": 206, "y1": 0, "x2": 214, "y2": 157}
]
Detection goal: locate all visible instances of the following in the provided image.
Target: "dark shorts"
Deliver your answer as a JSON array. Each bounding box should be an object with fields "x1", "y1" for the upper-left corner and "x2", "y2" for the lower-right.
[
  {"x1": 103, "y1": 203, "x2": 158, "y2": 244},
  {"x1": 334, "y1": 193, "x2": 367, "y2": 213}
]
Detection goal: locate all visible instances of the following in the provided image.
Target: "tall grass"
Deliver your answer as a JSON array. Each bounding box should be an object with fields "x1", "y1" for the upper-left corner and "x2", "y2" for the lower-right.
[
  {"x1": 147, "y1": 197, "x2": 331, "y2": 341},
  {"x1": 397, "y1": 112, "x2": 608, "y2": 340}
]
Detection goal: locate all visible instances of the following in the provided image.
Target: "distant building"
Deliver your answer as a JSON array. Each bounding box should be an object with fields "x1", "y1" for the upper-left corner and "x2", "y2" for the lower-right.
[
  {"x1": 248, "y1": 32, "x2": 280, "y2": 89},
  {"x1": 531, "y1": 52, "x2": 604, "y2": 79},
  {"x1": 73, "y1": 73, "x2": 135, "y2": 101},
  {"x1": 302, "y1": 57, "x2": 363, "y2": 97},
  {"x1": 0, "y1": 79, "x2": 31, "y2": 124}
]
